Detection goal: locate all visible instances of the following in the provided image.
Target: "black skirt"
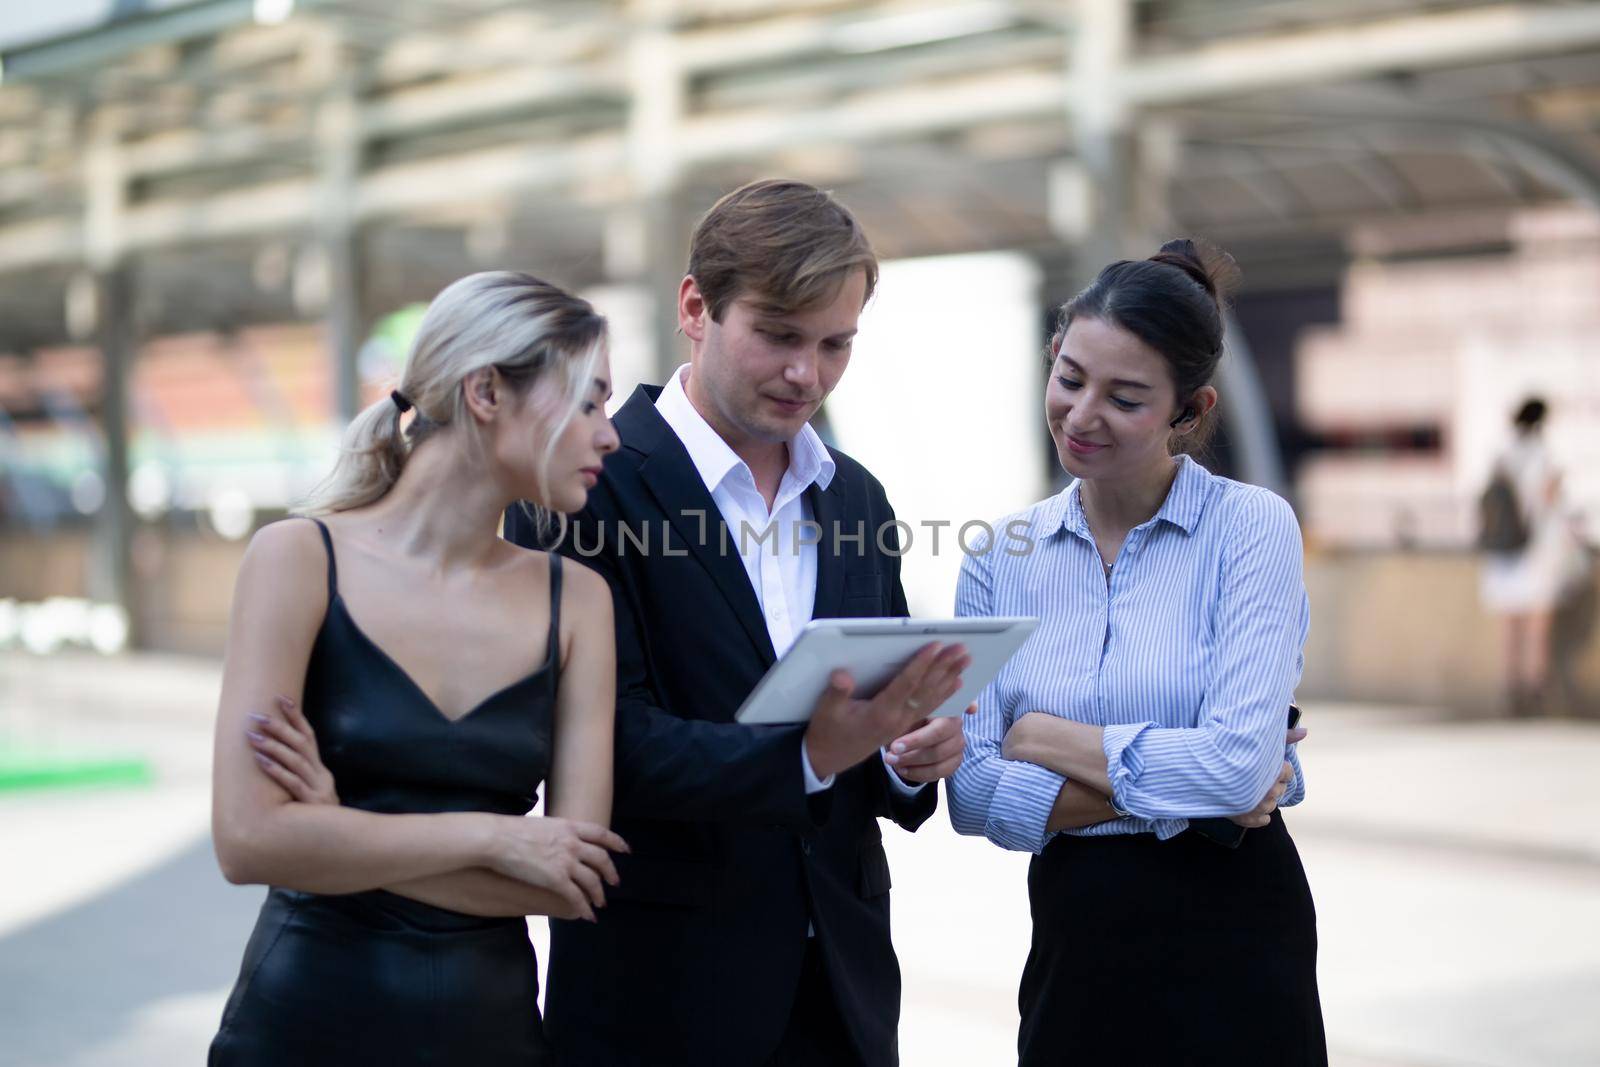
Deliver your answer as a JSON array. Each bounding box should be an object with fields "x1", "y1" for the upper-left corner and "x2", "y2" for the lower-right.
[
  {"x1": 1018, "y1": 811, "x2": 1326, "y2": 1066},
  {"x1": 209, "y1": 888, "x2": 550, "y2": 1066}
]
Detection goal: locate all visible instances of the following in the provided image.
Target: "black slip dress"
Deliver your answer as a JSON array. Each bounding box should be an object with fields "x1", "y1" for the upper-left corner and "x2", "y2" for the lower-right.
[{"x1": 209, "y1": 519, "x2": 560, "y2": 1066}]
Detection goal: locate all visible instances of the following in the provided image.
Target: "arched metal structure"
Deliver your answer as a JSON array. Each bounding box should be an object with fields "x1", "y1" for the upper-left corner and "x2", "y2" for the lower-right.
[{"x1": 6, "y1": 0, "x2": 1600, "y2": 642}]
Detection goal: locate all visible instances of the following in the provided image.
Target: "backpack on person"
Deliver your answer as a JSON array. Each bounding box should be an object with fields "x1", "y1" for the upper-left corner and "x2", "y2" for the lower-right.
[{"x1": 1478, "y1": 466, "x2": 1529, "y2": 553}]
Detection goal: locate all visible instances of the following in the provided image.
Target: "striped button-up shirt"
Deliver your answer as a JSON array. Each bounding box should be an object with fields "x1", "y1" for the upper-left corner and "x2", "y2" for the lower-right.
[{"x1": 948, "y1": 454, "x2": 1308, "y2": 853}]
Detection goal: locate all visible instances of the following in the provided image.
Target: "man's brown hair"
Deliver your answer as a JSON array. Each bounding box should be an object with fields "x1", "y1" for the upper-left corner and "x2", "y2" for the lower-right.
[{"x1": 687, "y1": 178, "x2": 878, "y2": 322}]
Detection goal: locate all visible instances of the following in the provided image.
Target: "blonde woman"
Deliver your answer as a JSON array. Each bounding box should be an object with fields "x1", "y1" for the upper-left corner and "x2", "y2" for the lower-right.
[{"x1": 208, "y1": 272, "x2": 625, "y2": 1065}]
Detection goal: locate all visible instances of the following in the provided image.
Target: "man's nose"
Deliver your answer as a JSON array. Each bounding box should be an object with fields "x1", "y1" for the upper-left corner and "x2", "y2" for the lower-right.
[{"x1": 784, "y1": 351, "x2": 819, "y2": 391}]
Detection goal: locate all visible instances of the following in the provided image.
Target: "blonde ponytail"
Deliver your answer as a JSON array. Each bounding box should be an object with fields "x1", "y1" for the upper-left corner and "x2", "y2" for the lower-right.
[
  {"x1": 296, "y1": 271, "x2": 606, "y2": 517},
  {"x1": 298, "y1": 394, "x2": 409, "y2": 516}
]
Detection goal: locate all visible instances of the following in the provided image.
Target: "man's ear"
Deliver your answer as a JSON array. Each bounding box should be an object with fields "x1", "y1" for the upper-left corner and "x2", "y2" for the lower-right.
[
  {"x1": 679, "y1": 275, "x2": 709, "y2": 342},
  {"x1": 462, "y1": 366, "x2": 502, "y2": 423}
]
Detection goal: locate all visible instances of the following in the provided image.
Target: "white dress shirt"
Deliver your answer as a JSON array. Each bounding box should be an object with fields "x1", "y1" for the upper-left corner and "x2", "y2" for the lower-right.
[{"x1": 655, "y1": 366, "x2": 924, "y2": 798}]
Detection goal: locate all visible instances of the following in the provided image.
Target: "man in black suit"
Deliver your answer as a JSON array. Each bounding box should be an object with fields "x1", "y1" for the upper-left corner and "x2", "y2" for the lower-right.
[{"x1": 505, "y1": 179, "x2": 969, "y2": 1066}]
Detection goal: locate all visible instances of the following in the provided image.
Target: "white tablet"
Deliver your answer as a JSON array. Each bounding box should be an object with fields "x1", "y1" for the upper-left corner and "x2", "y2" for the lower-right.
[{"x1": 734, "y1": 616, "x2": 1039, "y2": 726}]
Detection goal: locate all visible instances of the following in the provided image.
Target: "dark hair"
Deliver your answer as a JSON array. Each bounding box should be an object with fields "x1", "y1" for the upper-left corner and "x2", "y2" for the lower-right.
[
  {"x1": 1051, "y1": 238, "x2": 1240, "y2": 454},
  {"x1": 688, "y1": 178, "x2": 878, "y2": 322},
  {"x1": 1513, "y1": 397, "x2": 1547, "y2": 431}
]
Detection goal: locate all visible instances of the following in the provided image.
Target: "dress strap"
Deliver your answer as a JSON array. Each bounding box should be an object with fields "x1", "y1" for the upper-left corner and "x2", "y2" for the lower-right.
[
  {"x1": 307, "y1": 517, "x2": 338, "y2": 598},
  {"x1": 547, "y1": 553, "x2": 563, "y2": 682}
]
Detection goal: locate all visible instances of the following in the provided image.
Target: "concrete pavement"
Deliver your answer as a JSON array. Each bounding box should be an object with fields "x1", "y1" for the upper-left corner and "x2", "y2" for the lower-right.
[{"x1": 1, "y1": 652, "x2": 1597, "y2": 1066}]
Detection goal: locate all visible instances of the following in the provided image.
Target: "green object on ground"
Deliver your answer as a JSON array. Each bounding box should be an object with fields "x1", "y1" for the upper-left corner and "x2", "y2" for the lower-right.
[{"x1": 0, "y1": 752, "x2": 154, "y2": 793}]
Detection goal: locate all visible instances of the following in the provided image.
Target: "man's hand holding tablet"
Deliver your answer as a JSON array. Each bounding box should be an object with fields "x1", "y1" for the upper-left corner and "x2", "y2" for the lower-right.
[
  {"x1": 737, "y1": 616, "x2": 1040, "y2": 781},
  {"x1": 802, "y1": 642, "x2": 971, "y2": 780}
]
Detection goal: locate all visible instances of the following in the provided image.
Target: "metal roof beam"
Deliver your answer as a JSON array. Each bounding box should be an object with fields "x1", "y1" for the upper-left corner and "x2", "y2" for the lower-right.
[
  {"x1": 0, "y1": 0, "x2": 257, "y2": 81},
  {"x1": 0, "y1": 131, "x2": 628, "y2": 267},
  {"x1": 0, "y1": 218, "x2": 80, "y2": 273},
  {"x1": 676, "y1": 68, "x2": 1063, "y2": 165},
  {"x1": 673, "y1": 1, "x2": 1047, "y2": 74},
  {"x1": 1120, "y1": 2, "x2": 1600, "y2": 107},
  {"x1": 7, "y1": 2, "x2": 1600, "y2": 273},
  {"x1": 355, "y1": 133, "x2": 624, "y2": 217},
  {"x1": 361, "y1": 65, "x2": 625, "y2": 139}
]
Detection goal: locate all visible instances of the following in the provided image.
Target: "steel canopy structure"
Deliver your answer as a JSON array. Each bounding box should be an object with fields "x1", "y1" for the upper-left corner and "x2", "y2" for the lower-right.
[
  {"x1": 5, "y1": 3, "x2": 1600, "y2": 325},
  {"x1": 3, "y1": 0, "x2": 1600, "y2": 643}
]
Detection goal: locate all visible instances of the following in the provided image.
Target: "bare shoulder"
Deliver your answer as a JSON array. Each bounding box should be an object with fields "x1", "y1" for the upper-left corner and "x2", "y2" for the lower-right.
[
  {"x1": 496, "y1": 543, "x2": 611, "y2": 623},
  {"x1": 227, "y1": 518, "x2": 331, "y2": 637},
  {"x1": 239, "y1": 517, "x2": 330, "y2": 587},
  {"x1": 557, "y1": 555, "x2": 613, "y2": 628},
  {"x1": 552, "y1": 556, "x2": 613, "y2": 689},
  {"x1": 558, "y1": 555, "x2": 610, "y2": 601}
]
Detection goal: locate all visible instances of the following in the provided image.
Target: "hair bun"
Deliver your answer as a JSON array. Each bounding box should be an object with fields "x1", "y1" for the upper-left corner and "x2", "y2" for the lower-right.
[{"x1": 1148, "y1": 238, "x2": 1240, "y2": 305}]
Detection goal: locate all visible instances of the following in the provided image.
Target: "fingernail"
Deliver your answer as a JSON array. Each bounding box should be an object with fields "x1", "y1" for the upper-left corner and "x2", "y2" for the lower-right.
[
  {"x1": 885, "y1": 753, "x2": 899, "y2": 764},
  {"x1": 892, "y1": 742, "x2": 905, "y2": 754},
  {"x1": 246, "y1": 730, "x2": 265, "y2": 743},
  {"x1": 278, "y1": 696, "x2": 295, "y2": 708},
  {"x1": 252, "y1": 752, "x2": 271, "y2": 767},
  {"x1": 248, "y1": 714, "x2": 269, "y2": 725}
]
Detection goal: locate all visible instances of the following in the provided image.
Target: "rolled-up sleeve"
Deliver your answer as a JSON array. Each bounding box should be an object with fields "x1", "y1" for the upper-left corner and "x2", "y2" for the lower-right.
[
  {"x1": 1102, "y1": 491, "x2": 1310, "y2": 819},
  {"x1": 947, "y1": 540, "x2": 1064, "y2": 853},
  {"x1": 1281, "y1": 744, "x2": 1306, "y2": 807}
]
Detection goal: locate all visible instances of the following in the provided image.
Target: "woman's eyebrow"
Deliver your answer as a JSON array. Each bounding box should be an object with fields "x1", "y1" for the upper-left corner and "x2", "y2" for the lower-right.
[{"x1": 1059, "y1": 356, "x2": 1152, "y2": 391}]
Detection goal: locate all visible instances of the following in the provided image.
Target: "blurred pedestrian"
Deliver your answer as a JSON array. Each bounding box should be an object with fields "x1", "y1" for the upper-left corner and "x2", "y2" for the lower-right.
[
  {"x1": 948, "y1": 239, "x2": 1326, "y2": 1066},
  {"x1": 1478, "y1": 397, "x2": 1568, "y2": 716},
  {"x1": 207, "y1": 272, "x2": 626, "y2": 1066}
]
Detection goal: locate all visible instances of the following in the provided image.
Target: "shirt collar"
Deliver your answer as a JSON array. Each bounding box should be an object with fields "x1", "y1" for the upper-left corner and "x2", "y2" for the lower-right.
[
  {"x1": 1056, "y1": 454, "x2": 1211, "y2": 539},
  {"x1": 1156, "y1": 454, "x2": 1210, "y2": 533},
  {"x1": 654, "y1": 364, "x2": 835, "y2": 496}
]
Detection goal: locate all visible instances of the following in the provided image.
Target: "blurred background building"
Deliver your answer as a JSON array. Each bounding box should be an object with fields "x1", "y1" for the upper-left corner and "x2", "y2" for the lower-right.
[{"x1": 2, "y1": 2, "x2": 1599, "y2": 691}]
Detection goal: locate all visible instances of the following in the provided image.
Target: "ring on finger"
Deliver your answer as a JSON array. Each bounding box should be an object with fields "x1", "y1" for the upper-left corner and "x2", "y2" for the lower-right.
[{"x1": 906, "y1": 699, "x2": 922, "y2": 712}]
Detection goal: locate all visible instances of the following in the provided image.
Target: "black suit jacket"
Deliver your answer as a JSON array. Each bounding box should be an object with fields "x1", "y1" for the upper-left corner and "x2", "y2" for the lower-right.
[{"x1": 504, "y1": 385, "x2": 935, "y2": 1067}]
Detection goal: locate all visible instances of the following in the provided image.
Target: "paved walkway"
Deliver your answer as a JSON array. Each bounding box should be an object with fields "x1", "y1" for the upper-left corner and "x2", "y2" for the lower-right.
[{"x1": 1, "y1": 652, "x2": 1597, "y2": 1066}]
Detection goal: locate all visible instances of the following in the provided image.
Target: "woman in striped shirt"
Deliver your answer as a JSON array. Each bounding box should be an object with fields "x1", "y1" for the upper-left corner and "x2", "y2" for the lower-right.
[{"x1": 948, "y1": 239, "x2": 1326, "y2": 1065}]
